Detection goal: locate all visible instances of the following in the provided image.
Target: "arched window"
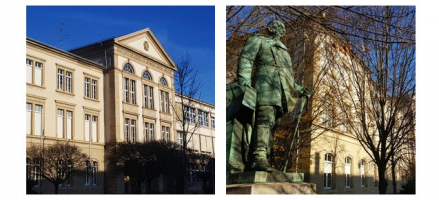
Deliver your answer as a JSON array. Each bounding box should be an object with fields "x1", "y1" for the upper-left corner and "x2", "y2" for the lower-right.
[
  {"x1": 345, "y1": 157, "x2": 352, "y2": 188},
  {"x1": 159, "y1": 77, "x2": 168, "y2": 86},
  {"x1": 123, "y1": 63, "x2": 134, "y2": 74},
  {"x1": 360, "y1": 159, "x2": 366, "y2": 187},
  {"x1": 324, "y1": 154, "x2": 333, "y2": 189},
  {"x1": 142, "y1": 71, "x2": 152, "y2": 80}
]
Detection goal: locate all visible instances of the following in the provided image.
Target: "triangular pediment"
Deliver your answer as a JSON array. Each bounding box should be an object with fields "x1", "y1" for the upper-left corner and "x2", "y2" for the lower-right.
[{"x1": 115, "y1": 28, "x2": 176, "y2": 69}]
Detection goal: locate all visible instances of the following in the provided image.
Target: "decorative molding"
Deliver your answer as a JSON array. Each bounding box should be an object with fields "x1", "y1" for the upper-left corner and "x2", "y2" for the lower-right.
[{"x1": 55, "y1": 100, "x2": 77, "y2": 107}]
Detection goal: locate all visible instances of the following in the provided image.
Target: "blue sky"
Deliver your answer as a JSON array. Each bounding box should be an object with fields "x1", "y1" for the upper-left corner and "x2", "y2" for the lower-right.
[{"x1": 26, "y1": 6, "x2": 215, "y2": 104}]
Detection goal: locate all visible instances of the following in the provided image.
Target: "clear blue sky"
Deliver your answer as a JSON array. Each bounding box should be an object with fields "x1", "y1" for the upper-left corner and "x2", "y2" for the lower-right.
[{"x1": 26, "y1": 6, "x2": 215, "y2": 104}]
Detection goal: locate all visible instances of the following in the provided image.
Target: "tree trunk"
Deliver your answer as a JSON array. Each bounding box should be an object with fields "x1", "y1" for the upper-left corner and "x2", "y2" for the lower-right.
[
  {"x1": 54, "y1": 183, "x2": 59, "y2": 194},
  {"x1": 391, "y1": 156, "x2": 397, "y2": 194},
  {"x1": 378, "y1": 164, "x2": 388, "y2": 194},
  {"x1": 146, "y1": 179, "x2": 152, "y2": 194}
]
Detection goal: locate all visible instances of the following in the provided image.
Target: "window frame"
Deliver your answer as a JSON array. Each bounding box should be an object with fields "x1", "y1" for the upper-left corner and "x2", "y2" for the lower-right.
[
  {"x1": 124, "y1": 116, "x2": 137, "y2": 143},
  {"x1": 84, "y1": 73, "x2": 99, "y2": 101},
  {"x1": 26, "y1": 99, "x2": 46, "y2": 136},
  {"x1": 26, "y1": 55, "x2": 46, "y2": 87},
  {"x1": 324, "y1": 153, "x2": 333, "y2": 189},
  {"x1": 56, "y1": 64, "x2": 75, "y2": 94},
  {"x1": 345, "y1": 157, "x2": 352, "y2": 188}
]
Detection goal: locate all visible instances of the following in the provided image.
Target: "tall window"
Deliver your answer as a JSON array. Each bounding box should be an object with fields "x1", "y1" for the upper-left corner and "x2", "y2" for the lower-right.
[
  {"x1": 125, "y1": 118, "x2": 136, "y2": 143},
  {"x1": 161, "y1": 126, "x2": 170, "y2": 141},
  {"x1": 198, "y1": 110, "x2": 209, "y2": 126},
  {"x1": 211, "y1": 117, "x2": 215, "y2": 129},
  {"x1": 360, "y1": 160, "x2": 366, "y2": 187},
  {"x1": 57, "y1": 109, "x2": 73, "y2": 139},
  {"x1": 144, "y1": 122, "x2": 155, "y2": 142},
  {"x1": 57, "y1": 68, "x2": 73, "y2": 93},
  {"x1": 35, "y1": 105, "x2": 43, "y2": 136},
  {"x1": 26, "y1": 58, "x2": 43, "y2": 86},
  {"x1": 85, "y1": 78, "x2": 90, "y2": 98},
  {"x1": 67, "y1": 160, "x2": 72, "y2": 186},
  {"x1": 92, "y1": 162, "x2": 98, "y2": 186},
  {"x1": 324, "y1": 154, "x2": 333, "y2": 189},
  {"x1": 26, "y1": 103, "x2": 32, "y2": 135},
  {"x1": 26, "y1": 158, "x2": 31, "y2": 180},
  {"x1": 85, "y1": 114, "x2": 98, "y2": 142},
  {"x1": 57, "y1": 160, "x2": 64, "y2": 178},
  {"x1": 57, "y1": 109, "x2": 64, "y2": 138},
  {"x1": 177, "y1": 131, "x2": 183, "y2": 146},
  {"x1": 143, "y1": 85, "x2": 154, "y2": 109},
  {"x1": 85, "y1": 161, "x2": 90, "y2": 185},
  {"x1": 345, "y1": 157, "x2": 352, "y2": 188},
  {"x1": 160, "y1": 91, "x2": 170, "y2": 113},
  {"x1": 57, "y1": 69, "x2": 64, "y2": 91},
  {"x1": 124, "y1": 78, "x2": 136, "y2": 104},
  {"x1": 184, "y1": 106, "x2": 196, "y2": 123},
  {"x1": 85, "y1": 77, "x2": 98, "y2": 100},
  {"x1": 34, "y1": 159, "x2": 41, "y2": 186}
]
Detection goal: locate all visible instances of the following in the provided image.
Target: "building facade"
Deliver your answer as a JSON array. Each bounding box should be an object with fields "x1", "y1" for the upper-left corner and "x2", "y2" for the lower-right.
[
  {"x1": 26, "y1": 38, "x2": 106, "y2": 194},
  {"x1": 26, "y1": 28, "x2": 215, "y2": 194}
]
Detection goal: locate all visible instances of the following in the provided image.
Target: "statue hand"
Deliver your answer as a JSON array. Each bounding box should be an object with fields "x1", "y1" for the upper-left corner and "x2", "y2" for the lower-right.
[{"x1": 239, "y1": 79, "x2": 251, "y2": 87}]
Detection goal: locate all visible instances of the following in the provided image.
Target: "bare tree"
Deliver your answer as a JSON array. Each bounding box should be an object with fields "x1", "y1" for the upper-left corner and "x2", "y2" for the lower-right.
[
  {"x1": 173, "y1": 52, "x2": 210, "y2": 193},
  {"x1": 26, "y1": 141, "x2": 88, "y2": 194}
]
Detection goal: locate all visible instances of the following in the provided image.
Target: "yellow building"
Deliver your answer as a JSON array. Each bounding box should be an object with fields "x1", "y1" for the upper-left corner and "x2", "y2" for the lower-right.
[
  {"x1": 26, "y1": 28, "x2": 215, "y2": 194},
  {"x1": 26, "y1": 38, "x2": 106, "y2": 194}
]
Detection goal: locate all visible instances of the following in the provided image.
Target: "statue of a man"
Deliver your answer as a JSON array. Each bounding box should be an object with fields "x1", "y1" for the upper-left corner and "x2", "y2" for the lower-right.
[{"x1": 238, "y1": 20, "x2": 311, "y2": 171}]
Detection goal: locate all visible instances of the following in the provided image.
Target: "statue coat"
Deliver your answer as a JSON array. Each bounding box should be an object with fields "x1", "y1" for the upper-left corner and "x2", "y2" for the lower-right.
[{"x1": 238, "y1": 34, "x2": 301, "y2": 113}]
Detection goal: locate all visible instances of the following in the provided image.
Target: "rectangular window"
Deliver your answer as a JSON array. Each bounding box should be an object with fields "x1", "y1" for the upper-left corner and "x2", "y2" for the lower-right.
[
  {"x1": 143, "y1": 85, "x2": 154, "y2": 109},
  {"x1": 85, "y1": 78, "x2": 90, "y2": 98},
  {"x1": 26, "y1": 103, "x2": 32, "y2": 135},
  {"x1": 35, "y1": 105, "x2": 43, "y2": 136},
  {"x1": 125, "y1": 118, "x2": 130, "y2": 143},
  {"x1": 211, "y1": 117, "x2": 215, "y2": 129},
  {"x1": 150, "y1": 123, "x2": 154, "y2": 141},
  {"x1": 92, "y1": 80, "x2": 97, "y2": 100},
  {"x1": 198, "y1": 110, "x2": 209, "y2": 126},
  {"x1": 26, "y1": 58, "x2": 44, "y2": 86},
  {"x1": 160, "y1": 91, "x2": 169, "y2": 113},
  {"x1": 131, "y1": 119, "x2": 136, "y2": 143},
  {"x1": 66, "y1": 71, "x2": 72, "y2": 93},
  {"x1": 166, "y1": 127, "x2": 170, "y2": 142},
  {"x1": 177, "y1": 131, "x2": 183, "y2": 146},
  {"x1": 35, "y1": 62, "x2": 42, "y2": 86},
  {"x1": 66, "y1": 111, "x2": 72, "y2": 140},
  {"x1": 125, "y1": 78, "x2": 129, "y2": 102},
  {"x1": 57, "y1": 109, "x2": 64, "y2": 138},
  {"x1": 26, "y1": 59, "x2": 33, "y2": 83},
  {"x1": 324, "y1": 158, "x2": 333, "y2": 189},
  {"x1": 92, "y1": 116, "x2": 98, "y2": 142},
  {"x1": 184, "y1": 106, "x2": 196, "y2": 123},
  {"x1": 130, "y1": 80, "x2": 136, "y2": 104},
  {"x1": 144, "y1": 122, "x2": 149, "y2": 142},
  {"x1": 161, "y1": 126, "x2": 165, "y2": 140},
  {"x1": 92, "y1": 162, "x2": 98, "y2": 186},
  {"x1": 149, "y1": 86, "x2": 154, "y2": 109},
  {"x1": 67, "y1": 160, "x2": 72, "y2": 186},
  {"x1": 34, "y1": 159, "x2": 41, "y2": 186},
  {"x1": 58, "y1": 69, "x2": 64, "y2": 90},
  {"x1": 85, "y1": 114, "x2": 90, "y2": 141}
]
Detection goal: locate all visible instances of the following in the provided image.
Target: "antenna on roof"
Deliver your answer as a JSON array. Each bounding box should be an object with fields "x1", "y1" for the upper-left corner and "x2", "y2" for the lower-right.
[{"x1": 56, "y1": 22, "x2": 69, "y2": 50}]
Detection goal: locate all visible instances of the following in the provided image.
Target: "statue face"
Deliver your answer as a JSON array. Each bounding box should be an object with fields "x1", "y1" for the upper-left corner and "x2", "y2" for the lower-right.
[{"x1": 268, "y1": 21, "x2": 286, "y2": 39}]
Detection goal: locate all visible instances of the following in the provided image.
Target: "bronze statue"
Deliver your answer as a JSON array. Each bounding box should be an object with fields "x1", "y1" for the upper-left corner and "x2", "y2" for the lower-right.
[{"x1": 230, "y1": 20, "x2": 312, "y2": 172}]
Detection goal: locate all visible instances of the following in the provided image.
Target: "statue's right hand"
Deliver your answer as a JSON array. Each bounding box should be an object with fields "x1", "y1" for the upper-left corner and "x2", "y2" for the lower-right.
[{"x1": 239, "y1": 79, "x2": 251, "y2": 87}]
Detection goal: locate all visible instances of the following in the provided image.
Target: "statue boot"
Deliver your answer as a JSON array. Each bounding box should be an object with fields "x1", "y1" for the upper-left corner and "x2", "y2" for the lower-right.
[{"x1": 251, "y1": 125, "x2": 277, "y2": 172}]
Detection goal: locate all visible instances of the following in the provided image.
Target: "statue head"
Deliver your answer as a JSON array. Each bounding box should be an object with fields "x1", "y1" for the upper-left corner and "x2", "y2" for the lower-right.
[{"x1": 267, "y1": 20, "x2": 286, "y2": 39}]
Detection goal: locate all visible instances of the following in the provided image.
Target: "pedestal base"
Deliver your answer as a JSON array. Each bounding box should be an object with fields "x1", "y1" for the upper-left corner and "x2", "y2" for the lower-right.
[
  {"x1": 226, "y1": 182, "x2": 316, "y2": 194},
  {"x1": 227, "y1": 171, "x2": 304, "y2": 184}
]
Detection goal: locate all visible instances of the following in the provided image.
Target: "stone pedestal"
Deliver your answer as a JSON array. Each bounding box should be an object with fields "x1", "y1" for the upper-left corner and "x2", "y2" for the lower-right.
[
  {"x1": 226, "y1": 171, "x2": 316, "y2": 194},
  {"x1": 227, "y1": 182, "x2": 316, "y2": 194}
]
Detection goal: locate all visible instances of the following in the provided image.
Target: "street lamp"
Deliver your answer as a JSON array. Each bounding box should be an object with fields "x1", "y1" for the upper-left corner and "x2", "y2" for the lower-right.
[{"x1": 124, "y1": 176, "x2": 130, "y2": 194}]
